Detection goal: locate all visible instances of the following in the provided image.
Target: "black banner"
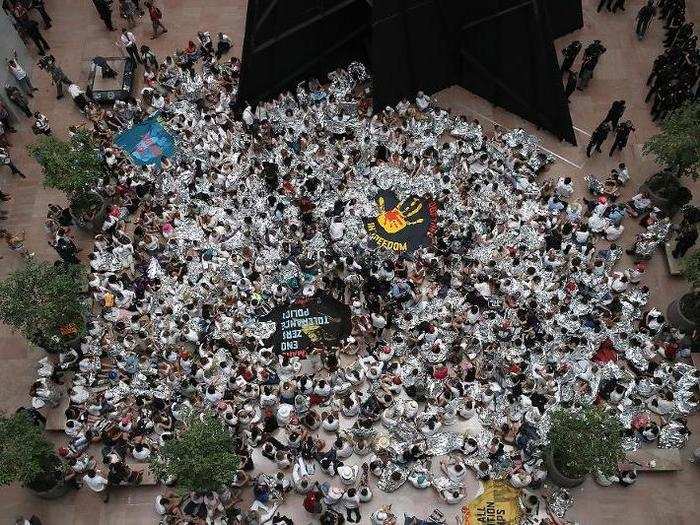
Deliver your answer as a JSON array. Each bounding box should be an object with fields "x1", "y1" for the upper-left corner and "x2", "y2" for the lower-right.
[
  {"x1": 261, "y1": 293, "x2": 351, "y2": 357},
  {"x1": 363, "y1": 190, "x2": 437, "y2": 253}
]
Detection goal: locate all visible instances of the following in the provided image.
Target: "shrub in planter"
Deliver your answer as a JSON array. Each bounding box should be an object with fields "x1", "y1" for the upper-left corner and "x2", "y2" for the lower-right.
[
  {"x1": 69, "y1": 190, "x2": 107, "y2": 231},
  {"x1": 683, "y1": 249, "x2": 700, "y2": 287},
  {"x1": 546, "y1": 405, "x2": 623, "y2": 486},
  {"x1": 642, "y1": 102, "x2": 699, "y2": 214},
  {"x1": 0, "y1": 260, "x2": 87, "y2": 352},
  {"x1": 0, "y1": 412, "x2": 66, "y2": 496},
  {"x1": 149, "y1": 413, "x2": 240, "y2": 494},
  {"x1": 668, "y1": 251, "x2": 700, "y2": 331},
  {"x1": 641, "y1": 171, "x2": 693, "y2": 214},
  {"x1": 644, "y1": 101, "x2": 700, "y2": 181},
  {"x1": 28, "y1": 131, "x2": 107, "y2": 229}
]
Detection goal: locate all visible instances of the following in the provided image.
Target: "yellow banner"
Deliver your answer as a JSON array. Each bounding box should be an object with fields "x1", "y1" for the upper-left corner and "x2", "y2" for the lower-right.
[{"x1": 463, "y1": 481, "x2": 522, "y2": 525}]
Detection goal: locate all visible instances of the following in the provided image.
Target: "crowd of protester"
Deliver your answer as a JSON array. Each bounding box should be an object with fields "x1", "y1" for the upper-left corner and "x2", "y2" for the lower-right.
[{"x1": 0, "y1": 2, "x2": 697, "y2": 525}]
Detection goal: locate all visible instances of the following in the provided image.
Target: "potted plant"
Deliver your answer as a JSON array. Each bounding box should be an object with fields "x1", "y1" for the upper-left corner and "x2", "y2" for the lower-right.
[
  {"x1": 69, "y1": 189, "x2": 108, "y2": 231},
  {"x1": 545, "y1": 405, "x2": 623, "y2": 488},
  {"x1": 149, "y1": 413, "x2": 240, "y2": 494},
  {"x1": 28, "y1": 130, "x2": 108, "y2": 231},
  {"x1": 642, "y1": 101, "x2": 699, "y2": 215},
  {"x1": 0, "y1": 412, "x2": 68, "y2": 498},
  {"x1": 667, "y1": 250, "x2": 700, "y2": 334},
  {"x1": 0, "y1": 260, "x2": 87, "y2": 353}
]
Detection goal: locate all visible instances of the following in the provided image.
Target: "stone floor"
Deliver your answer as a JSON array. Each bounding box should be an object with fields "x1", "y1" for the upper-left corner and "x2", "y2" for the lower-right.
[{"x1": 0, "y1": 1, "x2": 698, "y2": 523}]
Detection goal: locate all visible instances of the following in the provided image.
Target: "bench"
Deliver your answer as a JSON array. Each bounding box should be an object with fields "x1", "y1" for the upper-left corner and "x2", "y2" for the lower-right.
[{"x1": 625, "y1": 447, "x2": 683, "y2": 471}]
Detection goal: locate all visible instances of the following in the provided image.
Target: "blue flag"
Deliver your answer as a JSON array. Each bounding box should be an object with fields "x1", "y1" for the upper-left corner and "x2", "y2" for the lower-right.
[{"x1": 115, "y1": 115, "x2": 175, "y2": 166}]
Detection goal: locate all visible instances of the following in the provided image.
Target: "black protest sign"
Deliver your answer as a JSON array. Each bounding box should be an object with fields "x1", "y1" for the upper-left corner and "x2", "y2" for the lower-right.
[
  {"x1": 261, "y1": 293, "x2": 351, "y2": 357},
  {"x1": 363, "y1": 190, "x2": 437, "y2": 252}
]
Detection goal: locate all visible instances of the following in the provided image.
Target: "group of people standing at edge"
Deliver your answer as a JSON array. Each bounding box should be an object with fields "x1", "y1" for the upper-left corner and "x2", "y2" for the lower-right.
[
  {"x1": 0, "y1": 1, "x2": 177, "y2": 262},
  {"x1": 564, "y1": 1, "x2": 698, "y2": 159},
  {"x1": 646, "y1": 0, "x2": 699, "y2": 121}
]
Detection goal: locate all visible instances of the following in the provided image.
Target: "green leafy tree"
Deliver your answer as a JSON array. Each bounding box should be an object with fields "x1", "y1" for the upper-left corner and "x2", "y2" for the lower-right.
[
  {"x1": 27, "y1": 130, "x2": 107, "y2": 194},
  {"x1": 681, "y1": 251, "x2": 700, "y2": 323},
  {"x1": 683, "y1": 250, "x2": 700, "y2": 287},
  {"x1": 149, "y1": 413, "x2": 240, "y2": 494},
  {"x1": 0, "y1": 260, "x2": 87, "y2": 350},
  {"x1": 643, "y1": 101, "x2": 700, "y2": 181},
  {"x1": 0, "y1": 412, "x2": 62, "y2": 490},
  {"x1": 547, "y1": 405, "x2": 624, "y2": 479}
]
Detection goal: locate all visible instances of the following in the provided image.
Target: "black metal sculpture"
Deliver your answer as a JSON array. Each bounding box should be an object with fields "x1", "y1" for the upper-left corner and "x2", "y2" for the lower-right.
[{"x1": 239, "y1": 0, "x2": 581, "y2": 144}]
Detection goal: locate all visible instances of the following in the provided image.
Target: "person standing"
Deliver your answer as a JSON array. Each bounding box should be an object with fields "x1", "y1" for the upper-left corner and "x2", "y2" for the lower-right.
[
  {"x1": 51, "y1": 230, "x2": 81, "y2": 264},
  {"x1": 120, "y1": 29, "x2": 142, "y2": 64},
  {"x1": 583, "y1": 40, "x2": 607, "y2": 63},
  {"x1": 0, "y1": 101, "x2": 16, "y2": 134},
  {"x1": 0, "y1": 146, "x2": 26, "y2": 178},
  {"x1": 602, "y1": 100, "x2": 626, "y2": 130},
  {"x1": 119, "y1": 0, "x2": 138, "y2": 28},
  {"x1": 560, "y1": 40, "x2": 582, "y2": 73},
  {"x1": 44, "y1": 59, "x2": 73, "y2": 100},
  {"x1": 636, "y1": 1, "x2": 656, "y2": 40},
  {"x1": 586, "y1": 122, "x2": 611, "y2": 157},
  {"x1": 609, "y1": 120, "x2": 635, "y2": 156},
  {"x1": 672, "y1": 225, "x2": 698, "y2": 259},
  {"x1": 32, "y1": 111, "x2": 51, "y2": 135},
  {"x1": 31, "y1": 0, "x2": 52, "y2": 29},
  {"x1": 597, "y1": 0, "x2": 614, "y2": 12},
  {"x1": 4, "y1": 85, "x2": 32, "y2": 117},
  {"x1": 6, "y1": 50, "x2": 37, "y2": 97},
  {"x1": 564, "y1": 70, "x2": 577, "y2": 102},
  {"x1": 611, "y1": 0, "x2": 626, "y2": 14},
  {"x1": 21, "y1": 18, "x2": 50, "y2": 55},
  {"x1": 145, "y1": 2, "x2": 167, "y2": 39},
  {"x1": 577, "y1": 56, "x2": 596, "y2": 90},
  {"x1": 93, "y1": 0, "x2": 115, "y2": 31},
  {"x1": 216, "y1": 32, "x2": 232, "y2": 59}
]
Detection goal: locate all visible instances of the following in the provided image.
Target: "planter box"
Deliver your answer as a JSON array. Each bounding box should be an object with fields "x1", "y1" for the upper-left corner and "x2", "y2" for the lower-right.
[
  {"x1": 33, "y1": 481, "x2": 69, "y2": 500},
  {"x1": 545, "y1": 451, "x2": 585, "y2": 488},
  {"x1": 667, "y1": 294, "x2": 699, "y2": 334}
]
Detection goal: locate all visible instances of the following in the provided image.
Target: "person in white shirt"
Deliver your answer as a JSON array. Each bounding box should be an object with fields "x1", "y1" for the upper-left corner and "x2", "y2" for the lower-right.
[
  {"x1": 612, "y1": 162, "x2": 629, "y2": 185},
  {"x1": 555, "y1": 176, "x2": 574, "y2": 200},
  {"x1": 329, "y1": 216, "x2": 345, "y2": 241},
  {"x1": 242, "y1": 104, "x2": 256, "y2": 132},
  {"x1": 605, "y1": 222, "x2": 624, "y2": 241},
  {"x1": 6, "y1": 51, "x2": 37, "y2": 96},
  {"x1": 83, "y1": 469, "x2": 110, "y2": 502},
  {"x1": 610, "y1": 273, "x2": 629, "y2": 293},
  {"x1": 627, "y1": 192, "x2": 651, "y2": 217},
  {"x1": 416, "y1": 91, "x2": 431, "y2": 111},
  {"x1": 120, "y1": 29, "x2": 142, "y2": 64},
  {"x1": 68, "y1": 84, "x2": 88, "y2": 112}
]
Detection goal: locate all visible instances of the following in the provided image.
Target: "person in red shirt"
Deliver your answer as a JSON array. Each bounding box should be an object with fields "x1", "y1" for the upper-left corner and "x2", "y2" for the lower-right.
[{"x1": 145, "y1": 1, "x2": 167, "y2": 39}]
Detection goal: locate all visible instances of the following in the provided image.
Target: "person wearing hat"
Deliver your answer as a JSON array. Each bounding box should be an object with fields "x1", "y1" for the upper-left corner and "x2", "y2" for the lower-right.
[
  {"x1": 323, "y1": 484, "x2": 345, "y2": 507},
  {"x1": 370, "y1": 507, "x2": 395, "y2": 525},
  {"x1": 337, "y1": 463, "x2": 359, "y2": 486}
]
